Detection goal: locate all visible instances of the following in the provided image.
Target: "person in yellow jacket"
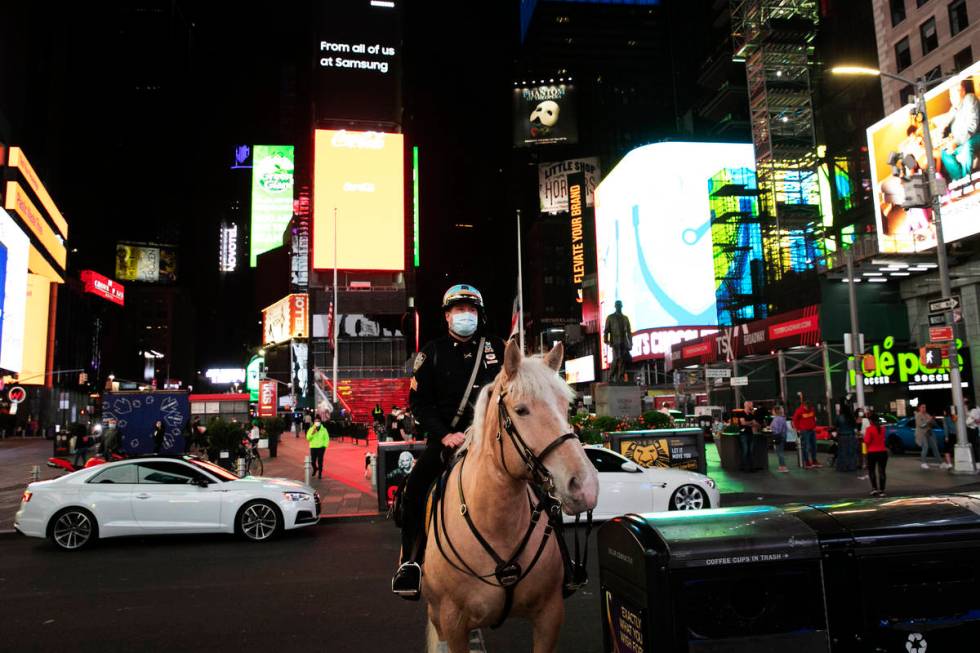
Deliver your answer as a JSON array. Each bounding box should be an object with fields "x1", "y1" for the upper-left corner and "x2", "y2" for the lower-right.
[{"x1": 306, "y1": 416, "x2": 330, "y2": 480}]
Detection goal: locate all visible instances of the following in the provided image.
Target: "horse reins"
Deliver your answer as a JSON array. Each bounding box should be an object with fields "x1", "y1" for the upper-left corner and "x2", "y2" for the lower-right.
[{"x1": 430, "y1": 381, "x2": 594, "y2": 629}]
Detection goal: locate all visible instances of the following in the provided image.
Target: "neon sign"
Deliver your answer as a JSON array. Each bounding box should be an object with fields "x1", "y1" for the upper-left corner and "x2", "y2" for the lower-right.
[{"x1": 849, "y1": 336, "x2": 964, "y2": 387}]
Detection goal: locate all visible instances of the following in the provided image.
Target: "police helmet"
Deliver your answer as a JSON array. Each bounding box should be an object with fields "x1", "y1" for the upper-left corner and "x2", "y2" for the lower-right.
[{"x1": 442, "y1": 284, "x2": 484, "y2": 310}]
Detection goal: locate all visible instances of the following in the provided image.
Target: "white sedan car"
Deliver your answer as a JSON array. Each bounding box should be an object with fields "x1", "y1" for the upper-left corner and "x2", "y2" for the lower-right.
[
  {"x1": 14, "y1": 456, "x2": 320, "y2": 550},
  {"x1": 571, "y1": 445, "x2": 720, "y2": 521}
]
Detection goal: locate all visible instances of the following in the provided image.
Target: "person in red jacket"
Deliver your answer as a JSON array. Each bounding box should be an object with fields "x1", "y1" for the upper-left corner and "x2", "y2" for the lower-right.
[
  {"x1": 863, "y1": 409, "x2": 888, "y2": 497},
  {"x1": 792, "y1": 400, "x2": 819, "y2": 468}
]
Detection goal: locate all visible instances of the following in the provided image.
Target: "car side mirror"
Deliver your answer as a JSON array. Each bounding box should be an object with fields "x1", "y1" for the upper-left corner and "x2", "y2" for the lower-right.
[{"x1": 621, "y1": 461, "x2": 641, "y2": 473}]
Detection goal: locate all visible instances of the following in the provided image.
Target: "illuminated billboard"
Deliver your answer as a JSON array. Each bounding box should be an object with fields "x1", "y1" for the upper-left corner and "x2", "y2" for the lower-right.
[
  {"x1": 539, "y1": 157, "x2": 601, "y2": 214},
  {"x1": 595, "y1": 142, "x2": 755, "y2": 338},
  {"x1": 20, "y1": 274, "x2": 50, "y2": 385},
  {"x1": 80, "y1": 270, "x2": 125, "y2": 306},
  {"x1": 513, "y1": 83, "x2": 578, "y2": 147},
  {"x1": 868, "y1": 59, "x2": 980, "y2": 253},
  {"x1": 262, "y1": 294, "x2": 309, "y2": 345},
  {"x1": 313, "y1": 0, "x2": 402, "y2": 124},
  {"x1": 0, "y1": 208, "x2": 30, "y2": 373},
  {"x1": 564, "y1": 355, "x2": 595, "y2": 384},
  {"x1": 115, "y1": 243, "x2": 177, "y2": 283},
  {"x1": 250, "y1": 145, "x2": 295, "y2": 267},
  {"x1": 313, "y1": 130, "x2": 405, "y2": 271}
]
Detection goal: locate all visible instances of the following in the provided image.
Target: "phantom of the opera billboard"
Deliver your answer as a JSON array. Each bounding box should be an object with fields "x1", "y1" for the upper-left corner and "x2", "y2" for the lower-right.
[
  {"x1": 513, "y1": 83, "x2": 578, "y2": 147},
  {"x1": 868, "y1": 59, "x2": 980, "y2": 253}
]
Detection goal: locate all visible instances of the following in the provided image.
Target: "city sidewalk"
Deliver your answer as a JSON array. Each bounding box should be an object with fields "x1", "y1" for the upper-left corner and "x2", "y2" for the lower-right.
[{"x1": 704, "y1": 441, "x2": 980, "y2": 505}]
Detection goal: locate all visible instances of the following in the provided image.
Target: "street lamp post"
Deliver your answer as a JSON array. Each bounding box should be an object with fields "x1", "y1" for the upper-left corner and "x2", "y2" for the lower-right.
[
  {"x1": 845, "y1": 248, "x2": 865, "y2": 411},
  {"x1": 833, "y1": 66, "x2": 976, "y2": 473}
]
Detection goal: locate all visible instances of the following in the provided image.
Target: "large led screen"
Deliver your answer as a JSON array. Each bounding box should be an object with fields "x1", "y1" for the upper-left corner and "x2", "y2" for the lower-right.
[
  {"x1": 868, "y1": 59, "x2": 980, "y2": 253},
  {"x1": 313, "y1": 0, "x2": 402, "y2": 125},
  {"x1": 0, "y1": 208, "x2": 29, "y2": 373},
  {"x1": 20, "y1": 273, "x2": 50, "y2": 385},
  {"x1": 115, "y1": 243, "x2": 177, "y2": 283},
  {"x1": 250, "y1": 145, "x2": 295, "y2": 267},
  {"x1": 595, "y1": 142, "x2": 755, "y2": 338},
  {"x1": 313, "y1": 130, "x2": 405, "y2": 271}
]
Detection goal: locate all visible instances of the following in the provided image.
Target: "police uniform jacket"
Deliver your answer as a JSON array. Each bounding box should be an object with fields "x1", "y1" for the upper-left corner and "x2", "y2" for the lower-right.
[{"x1": 409, "y1": 333, "x2": 506, "y2": 449}]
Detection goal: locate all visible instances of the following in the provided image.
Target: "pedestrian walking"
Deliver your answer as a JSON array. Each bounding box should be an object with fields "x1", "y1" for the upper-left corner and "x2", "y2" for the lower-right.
[
  {"x1": 152, "y1": 419, "x2": 165, "y2": 454},
  {"x1": 967, "y1": 399, "x2": 980, "y2": 468},
  {"x1": 736, "y1": 400, "x2": 760, "y2": 472},
  {"x1": 770, "y1": 406, "x2": 789, "y2": 472},
  {"x1": 793, "y1": 400, "x2": 819, "y2": 468},
  {"x1": 942, "y1": 409, "x2": 957, "y2": 470},
  {"x1": 863, "y1": 410, "x2": 888, "y2": 496},
  {"x1": 306, "y1": 416, "x2": 330, "y2": 480},
  {"x1": 102, "y1": 418, "x2": 121, "y2": 460},
  {"x1": 834, "y1": 404, "x2": 858, "y2": 472},
  {"x1": 915, "y1": 404, "x2": 942, "y2": 469}
]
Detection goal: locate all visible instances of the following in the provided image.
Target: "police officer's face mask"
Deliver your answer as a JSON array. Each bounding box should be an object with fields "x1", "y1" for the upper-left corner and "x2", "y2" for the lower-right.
[{"x1": 450, "y1": 311, "x2": 478, "y2": 337}]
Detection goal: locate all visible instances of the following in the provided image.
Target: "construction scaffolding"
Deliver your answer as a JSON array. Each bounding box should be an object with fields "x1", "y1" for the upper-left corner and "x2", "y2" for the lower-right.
[
  {"x1": 731, "y1": 0, "x2": 825, "y2": 283},
  {"x1": 709, "y1": 167, "x2": 765, "y2": 325}
]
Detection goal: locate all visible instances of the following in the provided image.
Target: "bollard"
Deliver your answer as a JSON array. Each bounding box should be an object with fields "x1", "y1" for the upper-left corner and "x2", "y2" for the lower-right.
[
  {"x1": 236, "y1": 457, "x2": 246, "y2": 478},
  {"x1": 30, "y1": 464, "x2": 40, "y2": 482},
  {"x1": 304, "y1": 454, "x2": 312, "y2": 486}
]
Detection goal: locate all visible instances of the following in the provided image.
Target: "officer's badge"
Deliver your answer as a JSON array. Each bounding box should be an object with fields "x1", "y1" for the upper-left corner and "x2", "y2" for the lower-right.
[
  {"x1": 485, "y1": 341, "x2": 499, "y2": 365},
  {"x1": 413, "y1": 352, "x2": 426, "y2": 373}
]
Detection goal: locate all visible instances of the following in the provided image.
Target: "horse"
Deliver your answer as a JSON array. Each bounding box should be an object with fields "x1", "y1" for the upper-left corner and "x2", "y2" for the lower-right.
[{"x1": 423, "y1": 340, "x2": 600, "y2": 653}]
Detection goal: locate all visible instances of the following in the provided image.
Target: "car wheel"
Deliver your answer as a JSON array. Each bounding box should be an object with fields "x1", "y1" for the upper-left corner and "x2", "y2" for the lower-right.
[
  {"x1": 49, "y1": 508, "x2": 98, "y2": 551},
  {"x1": 237, "y1": 500, "x2": 281, "y2": 542},
  {"x1": 669, "y1": 484, "x2": 709, "y2": 511},
  {"x1": 887, "y1": 436, "x2": 905, "y2": 455}
]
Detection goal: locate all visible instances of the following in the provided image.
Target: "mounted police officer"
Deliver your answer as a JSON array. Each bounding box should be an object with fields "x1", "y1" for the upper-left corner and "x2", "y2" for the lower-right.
[{"x1": 391, "y1": 284, "x2": 506, "y2": 599}]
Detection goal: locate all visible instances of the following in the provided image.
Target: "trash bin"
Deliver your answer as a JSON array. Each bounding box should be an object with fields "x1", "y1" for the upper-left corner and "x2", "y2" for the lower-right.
[
  {"x1": 833, "y1": 434, "x2": 858, "y2": 472},
  {"x1": 791, "y1": 494, "x2": 980, "y2": 652},
  {"x1": 598, "y1": 507, "x2": 831, "y2": 652}
]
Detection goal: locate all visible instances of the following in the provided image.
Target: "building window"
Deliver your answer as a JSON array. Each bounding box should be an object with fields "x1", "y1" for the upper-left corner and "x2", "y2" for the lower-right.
[
  {"x1": 921, "y1": 17, "x2": 939, "y2": 55},
  {"x1": 899, "y1": 84, "x2": 915, "y2": 105},
  {"x1": 896, "y1": 37, "x2": 913, "y2": 70},
  {"x1": 917, "y1": 0, "x2": 932, "y2": 6},
  {"x1": 954, "y1": 45, "x2": 973, "y2": 70},
  {"x1": 891, "y1": 0, "x2": 906, "y2": 26},
  {"x1": 949, "y1": 0, "x2": 969, "y2": 36}
]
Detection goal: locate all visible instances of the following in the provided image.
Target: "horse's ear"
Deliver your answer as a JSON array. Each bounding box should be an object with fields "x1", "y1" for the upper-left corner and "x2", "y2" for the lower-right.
[
  {"x1": 544, "y1": 342, "x2": 564, "y2": 372},
  {"x1": 504, "y1": 338, "x2": 522, "y2": 378}
]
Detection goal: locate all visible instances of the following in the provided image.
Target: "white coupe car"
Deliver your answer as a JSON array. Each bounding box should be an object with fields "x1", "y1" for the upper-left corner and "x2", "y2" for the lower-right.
[
  {"x1": 14, "y1": 456, "x2": 320, "y2": 550},
  {"x1": 571, "y1": 445, "x2": 720, "y2": 521}
]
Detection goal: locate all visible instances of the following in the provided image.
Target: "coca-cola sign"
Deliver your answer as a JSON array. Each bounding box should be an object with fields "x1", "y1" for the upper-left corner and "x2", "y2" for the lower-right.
[{"x1": 80, "y1": 270, "x2": 124, "y2": 306}]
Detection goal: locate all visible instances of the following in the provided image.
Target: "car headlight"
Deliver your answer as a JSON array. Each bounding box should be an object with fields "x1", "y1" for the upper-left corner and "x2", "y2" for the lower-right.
[
  {"x1": 283, "y1": 491, "x2": 312, "y2": 502},
  {"x1": 704, "y1": 479, "x2": 716, "y2": 489}
]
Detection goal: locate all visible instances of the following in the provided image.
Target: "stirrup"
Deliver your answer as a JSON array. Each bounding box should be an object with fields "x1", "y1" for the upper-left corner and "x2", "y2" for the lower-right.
[{"x1": 391, "y1": 561, "x2": 422, "y2": 598}]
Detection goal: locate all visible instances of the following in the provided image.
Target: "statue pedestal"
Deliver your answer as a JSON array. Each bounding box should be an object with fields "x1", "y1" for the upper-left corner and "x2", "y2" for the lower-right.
[{"x1": 595, "y1": 383, "x2": 642, "y2": 418}]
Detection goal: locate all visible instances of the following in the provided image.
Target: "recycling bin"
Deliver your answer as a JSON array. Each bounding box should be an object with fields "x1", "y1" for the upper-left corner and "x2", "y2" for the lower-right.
[
  {"x1": 604, "y1": 428, "x2": 706, "y2": 474},
  {"x1": 791, "y1": 494, "x2": 980, "y2": 652},
  {"x1": 717, "y1": 429, "x2": 769, "y2": 472},
  {"x1": 598, "y1": 507, "x2": 831, "y2": 652}
]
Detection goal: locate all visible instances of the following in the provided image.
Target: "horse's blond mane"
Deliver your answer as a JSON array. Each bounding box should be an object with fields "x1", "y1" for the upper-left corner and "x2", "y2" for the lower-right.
[{"x1": 461, "y1": 354, "x2": 575, "y2": 452}]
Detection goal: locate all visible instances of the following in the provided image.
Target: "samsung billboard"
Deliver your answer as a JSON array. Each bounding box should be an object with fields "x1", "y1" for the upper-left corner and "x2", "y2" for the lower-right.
[{"x1": 594, "y1": 142, "x2": 755, "y2": 336}]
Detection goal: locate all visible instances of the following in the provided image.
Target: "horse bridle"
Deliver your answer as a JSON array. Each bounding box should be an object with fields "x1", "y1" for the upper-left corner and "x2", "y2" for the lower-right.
[{"x1": 431, "y1": 380, "x2": 593, "y2": 629}]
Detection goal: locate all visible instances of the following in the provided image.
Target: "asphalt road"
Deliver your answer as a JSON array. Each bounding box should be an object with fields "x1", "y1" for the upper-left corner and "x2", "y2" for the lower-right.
[{"x1": 0, "y1": 519, "x2": 605, "y2": 653}]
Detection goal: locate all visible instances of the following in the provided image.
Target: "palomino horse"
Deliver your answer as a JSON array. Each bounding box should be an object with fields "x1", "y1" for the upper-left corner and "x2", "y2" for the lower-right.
[{"x1": 423, "y1": 340, "x2": 599, "y2": 653}]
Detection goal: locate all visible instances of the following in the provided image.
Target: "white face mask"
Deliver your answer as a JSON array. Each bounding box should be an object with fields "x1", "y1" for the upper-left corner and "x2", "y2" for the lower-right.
[{"x1": 450, "y1": 312, "x2": 478, "y2": 337}]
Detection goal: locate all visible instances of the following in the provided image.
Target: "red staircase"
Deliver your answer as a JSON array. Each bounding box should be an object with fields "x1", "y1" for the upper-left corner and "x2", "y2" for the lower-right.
[{"x1": 327, "y1": 378, "x2": 411, "y2": 424}]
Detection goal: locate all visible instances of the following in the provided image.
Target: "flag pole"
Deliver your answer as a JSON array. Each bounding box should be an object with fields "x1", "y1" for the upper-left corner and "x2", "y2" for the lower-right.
[
  {"x1": 516, "y1": 208, "x2": 525, "y2": 353},
  {"x1": 332, "y1": 207, "x2": 339, "y2": 404}
]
